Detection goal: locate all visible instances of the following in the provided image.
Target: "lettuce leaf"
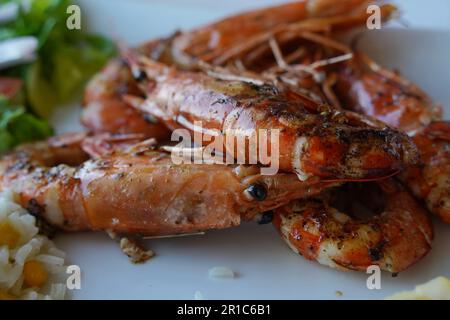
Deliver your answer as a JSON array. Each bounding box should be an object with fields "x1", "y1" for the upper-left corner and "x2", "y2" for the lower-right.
[
  {"x1": 0, "y1": 95, "x2": 53, "y2": 153},
  {"x1": 0, "y1": 0, "x2": 116, "y2": 151},
  {"x1": 3, "y1": 0, "x2": 116, "y2": 116},
  {"x1": 1, "y1": 0, "x2": 116, "y2": 114}
]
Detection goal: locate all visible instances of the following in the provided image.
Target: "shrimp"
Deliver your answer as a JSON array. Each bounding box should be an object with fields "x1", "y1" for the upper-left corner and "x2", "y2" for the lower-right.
[
  {"x1": 333, "y1": 53, "x2": 450, "y2": 222},
  {"x1": 202, "y1": 2, "x2": 446, "y2": 250},
  {"x1": 188, "y1": 1, "x2": 448, "y2": 223},
  {"x1": 125, "y1": 54, "x2": 418, "y2": 181},
  {"x1": 335, "y1": 52, "x2": 443, "y2": 136},
  {"x1": 274, "y1": 178, "x2": 433, "y2": 273},
  {"x1": 171, "y1": 0, "x2": 396, "y2": 68},
  {"x1": 82, "y1": 58, "x2": 170, "y2": 140},
  {"x1": 399, "y1": 122, "x2": 450, "y2": 223},
  {"x1": 0, "y1": 133, "x2": 337, "y2": 236},
  {"x1": 81, "y1": 34, "x2": 184, "y2": 139},
  {"x1": 237, "y1": 12, "x2": 448, "y2": 222},
  {"x1": 81, "y1": 0, "x2": 395, "y2": 137}
]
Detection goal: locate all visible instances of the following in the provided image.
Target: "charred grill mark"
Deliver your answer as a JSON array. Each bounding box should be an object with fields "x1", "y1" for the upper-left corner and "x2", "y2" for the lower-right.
[
  {"x1": 248, "y1": 83, "x2": 280, "y2": 96},
  {"x1": 26, "y1": 200, "x2": 58, "y2": 238},
  {"x1": 24, "y1": 197, "x2": 58, "y2": 238},
  {"x1": 335, "y1": 127, "x2": 394, "y2": 143},
  {"x1": 335, "y1": 128, "x2": 351, "y2": 144},
  {"x1": 45, "y1": 166, "x2": 64, "y2": 180},
  {"x1": 27, "y1": 199, "x2": 46, "y2": 218},
  {"x1": 368, "y1": 240, "x2": 386, "y2": 262},
  {"x1": 6, "y1": 159, "x2": 32, "y2": 173},
  {"x1": 368, "y1": 247, "x2": 381, "y2": 261},
  {"x1": 31, "y1": 167, "x2": 46, "y2": 181}
]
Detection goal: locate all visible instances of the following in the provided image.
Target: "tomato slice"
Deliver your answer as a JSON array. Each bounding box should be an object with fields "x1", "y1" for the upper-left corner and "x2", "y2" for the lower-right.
[{"x1": 0, "y1": 77, "x2": 23, "y2": 99}]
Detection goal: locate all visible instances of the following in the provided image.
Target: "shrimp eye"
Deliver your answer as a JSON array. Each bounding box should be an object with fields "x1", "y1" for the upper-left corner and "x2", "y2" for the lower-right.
[
  {"x1": 245, "y1": 183, "x2": 267, "y2": 201},
  {"x1": 132, "y1": 69, "x2": 146, "y2": 82},
  {"x1": 257, "y1": 211, "x2": 274, "y2": 225}
]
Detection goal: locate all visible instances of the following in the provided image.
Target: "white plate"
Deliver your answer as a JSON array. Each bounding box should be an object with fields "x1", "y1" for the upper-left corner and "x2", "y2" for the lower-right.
[{"x1": 52, "y1": 0, "x2": 450, "y2": 299}]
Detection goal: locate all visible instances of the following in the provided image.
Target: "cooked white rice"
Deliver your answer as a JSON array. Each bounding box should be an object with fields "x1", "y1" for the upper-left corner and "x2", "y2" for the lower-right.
[{"x1": 0, "y1": 190, "x2": 68, "y2": 300}]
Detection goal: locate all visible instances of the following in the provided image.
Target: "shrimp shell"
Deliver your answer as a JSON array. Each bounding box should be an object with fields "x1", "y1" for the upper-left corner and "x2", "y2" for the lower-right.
[
  {"x1": 0, "y1": 134, "x2": 337, "y2": 235},
  {"x1": 274, "y1": 179, "x2": 433, "y2": 273},
  {"x1": 126, "y1": 55, "x2": 419, "y2": 180}
]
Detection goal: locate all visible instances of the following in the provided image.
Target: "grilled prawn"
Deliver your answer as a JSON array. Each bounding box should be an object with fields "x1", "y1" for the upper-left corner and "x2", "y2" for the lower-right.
[
  {"x1": 334, "y1": 53, "x2": 450, "y2": 222},
  {"x1": 160, "y1": 0, "x2": 438, "y2": 272},
  {"x1": 401, "y1": 122, "x2": 450, "y2": 223},
  {"x1": 185, "y1": 0, "x2": 449, "y2": 223},
  {"x1": 74, "y1": 1, "x2": 439, "y2": 273},
  {"x1": 171, "y1": 0, "x2": 396, "y2": 68},
  {"x1": 82, "y1": 58, "x2": 170, "y2": 140},
  {"x1": 274, "y1": 179, "x2": 433, "y2": 273},
  {"x1": 0, "y1": 133, "x2": 336, "y2": 235},
  {"x1": 125, "y1": 55, "x2": 418, "y2": 181},
  {"x1": 81, "y1": 0, "x2": 395, "y2": 138}
]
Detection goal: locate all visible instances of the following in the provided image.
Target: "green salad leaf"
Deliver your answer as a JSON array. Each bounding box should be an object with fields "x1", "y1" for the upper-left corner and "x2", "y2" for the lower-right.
[
  {"x1": 1, "y1": 0, "x2": 116, "y2": 116},
  {"x1": 0, "y1": 0, "x2": 116, "y2": 151},
  {"x1": 0, "y1": 95, "x2": 53, "y2": 153}
]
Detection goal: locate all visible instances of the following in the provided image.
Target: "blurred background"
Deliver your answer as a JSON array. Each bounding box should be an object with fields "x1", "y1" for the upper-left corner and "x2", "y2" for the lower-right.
[{"x1": 79, "y1": 0, "x2": 450, "y2": 45}]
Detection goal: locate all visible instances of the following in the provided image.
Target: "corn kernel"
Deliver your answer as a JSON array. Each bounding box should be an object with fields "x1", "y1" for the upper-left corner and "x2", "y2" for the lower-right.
[
  {"x1": 23, "y1": 260, "x2": 48, "y2": 288},
  {"x1": 0, "y1": 221, "x2": 20, "y2": 248}
]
